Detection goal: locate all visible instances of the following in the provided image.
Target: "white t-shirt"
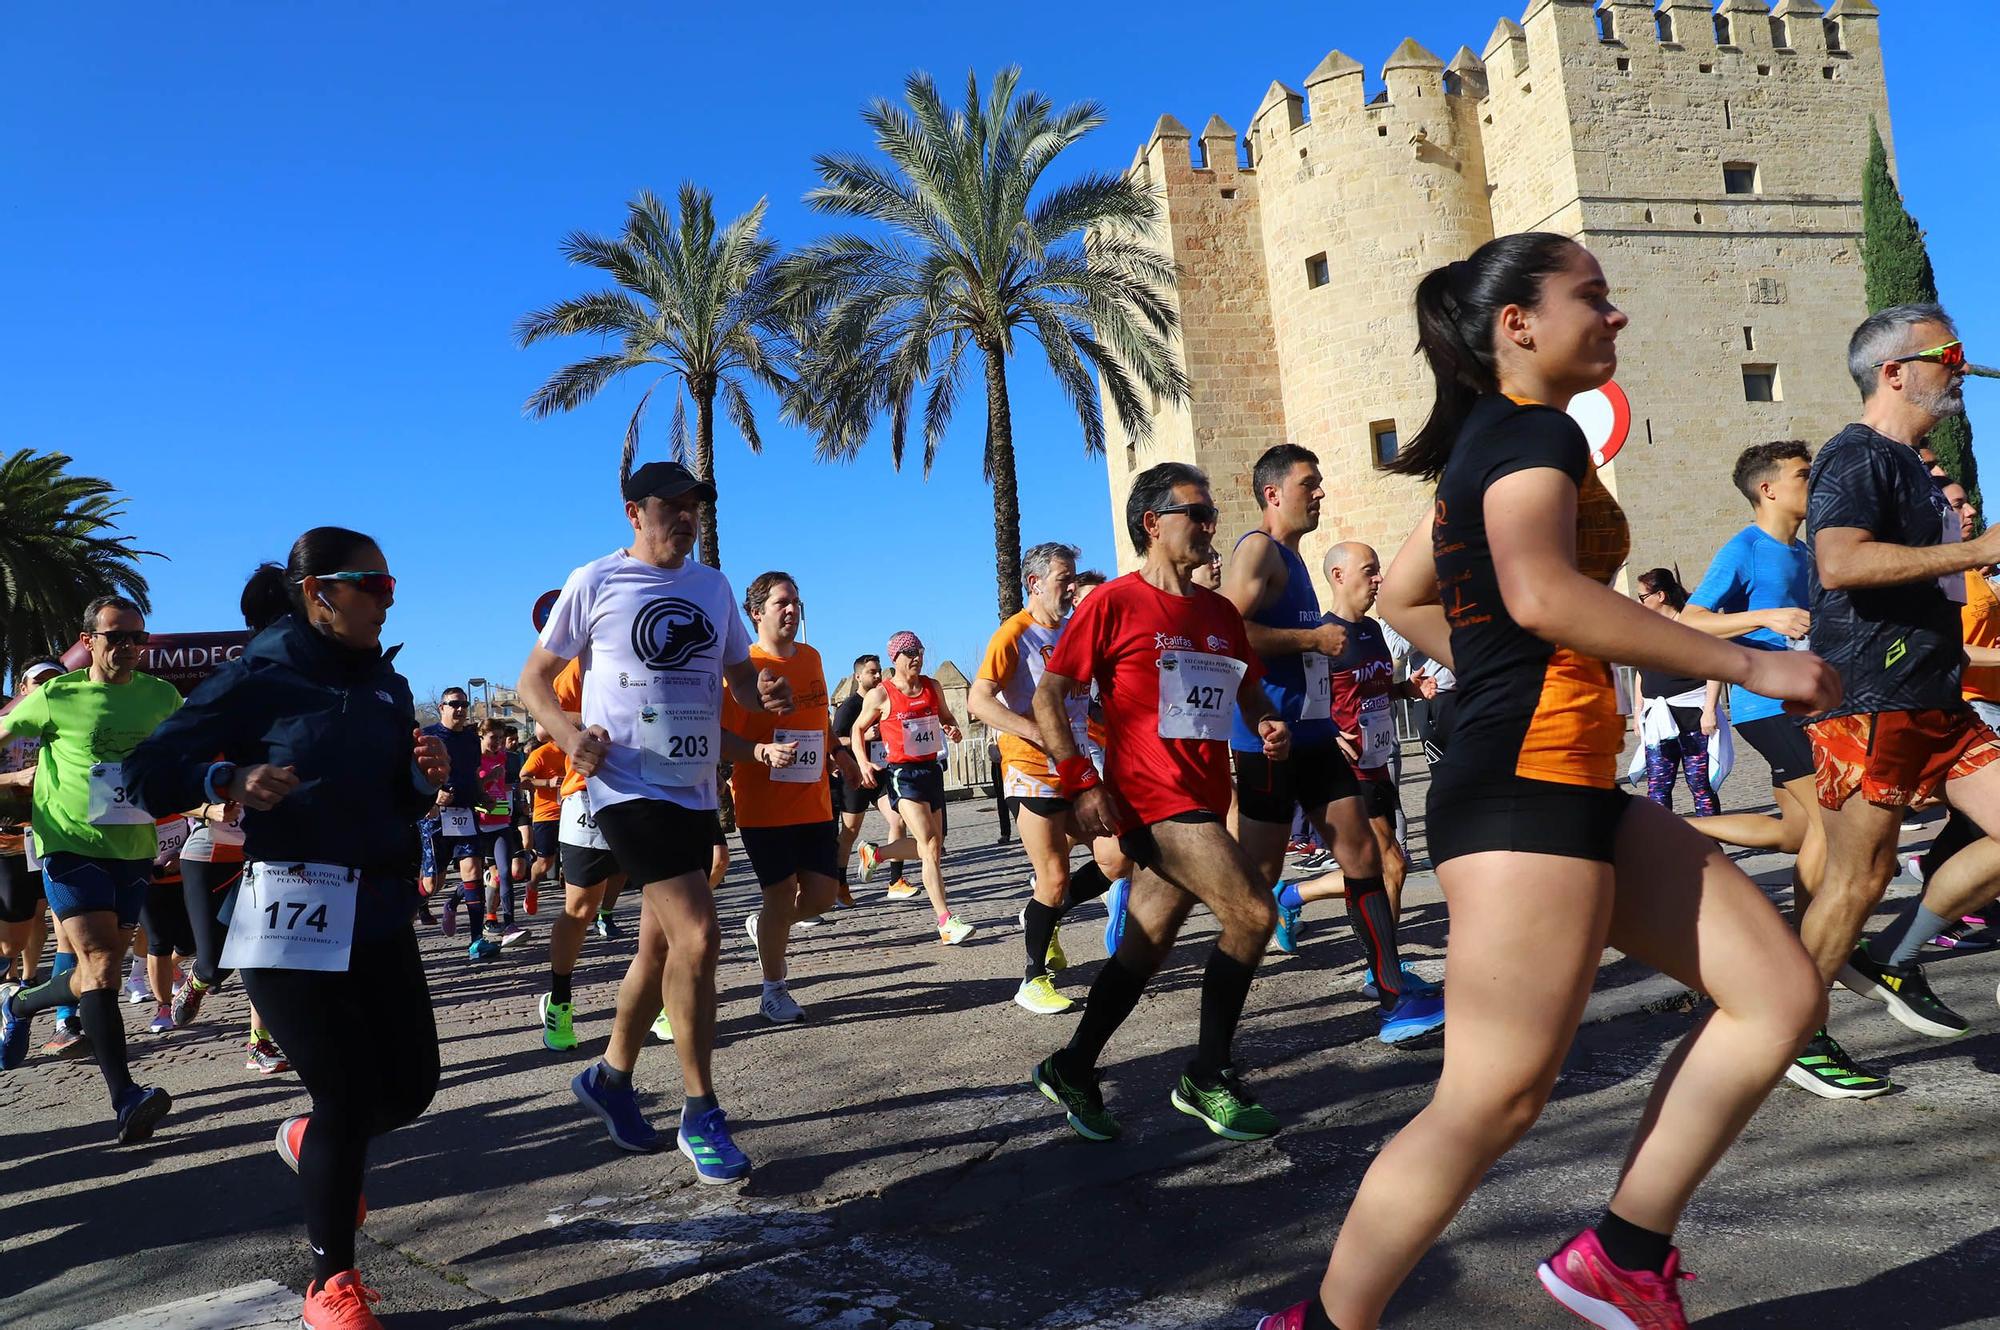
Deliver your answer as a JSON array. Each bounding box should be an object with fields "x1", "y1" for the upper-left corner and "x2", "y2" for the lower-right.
[{"x1": 538, "y1": 550, "x2": 751, "y2": 813}]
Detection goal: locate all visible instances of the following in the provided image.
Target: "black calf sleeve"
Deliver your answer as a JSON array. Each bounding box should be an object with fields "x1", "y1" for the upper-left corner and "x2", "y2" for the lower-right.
[
  {"x1": 1343, "y1": 875, "x2": 1403, "y2": 1006},
  {"x1": 1061, "y1": 862, "x2": 1113, "y2": 910},
  {"x1": 1191, "y1": 948, "x2": 1258, "y2": 1080},
  {"x1": 78, "y1": 988, "x2": 133, "y2": 1104},
  {"x1": 1064, "y1": 953, "x2": 1149, "y2": 1071}
]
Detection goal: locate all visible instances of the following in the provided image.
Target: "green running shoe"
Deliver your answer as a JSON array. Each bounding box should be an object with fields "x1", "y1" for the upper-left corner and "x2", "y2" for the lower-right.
[
  {"x1": 1030, "y1": 1054, "x2": 1120, "y2": 1141},
  {"x1": 1171, "y1": 1067, "x2": 1278, "y2": 1141},
  {"x1": 540, "y1": 994, "x2": 577, "y2": 1051},
  {"x1": 651, "y1": 1010, "x2": 674, "y2": 1043}
]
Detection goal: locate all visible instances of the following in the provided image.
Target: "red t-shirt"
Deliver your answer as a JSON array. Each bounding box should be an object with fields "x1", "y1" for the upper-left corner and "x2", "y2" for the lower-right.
[
  {"x1": 878, "y1": 676, "x2": 945, "y2": 765},
  {"x1": 1045, "y1": 572, "x2": 1263, "y2": 825}
]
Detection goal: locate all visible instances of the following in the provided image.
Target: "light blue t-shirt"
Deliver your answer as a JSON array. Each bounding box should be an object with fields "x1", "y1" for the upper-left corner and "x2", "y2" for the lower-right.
[{"x1": 1688, "y1": 525, "x2": 1810, "y2": 724}]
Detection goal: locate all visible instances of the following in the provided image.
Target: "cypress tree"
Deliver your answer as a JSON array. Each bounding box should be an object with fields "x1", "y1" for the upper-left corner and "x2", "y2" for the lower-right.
[{"x1": 1861, "y1": 118, "x2": 1978, "y2": 510}]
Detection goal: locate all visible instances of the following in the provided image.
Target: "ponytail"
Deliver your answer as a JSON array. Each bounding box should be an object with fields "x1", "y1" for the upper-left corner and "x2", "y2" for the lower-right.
[
  {"x1": 238, "y1": 525, "x2": 382, "y2": 634},
  {"x1": 1389, "y1": 232, "x2": 1583, "y2": 482},
  {"x1": 240, "y1": 563, "x2": 292, "y2": 633}
]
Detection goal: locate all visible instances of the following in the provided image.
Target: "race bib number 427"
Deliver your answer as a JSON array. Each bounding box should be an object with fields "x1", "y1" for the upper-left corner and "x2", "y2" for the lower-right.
[{"x1": 1157, "y1": 651, "x2": 1247, "y2": 742}]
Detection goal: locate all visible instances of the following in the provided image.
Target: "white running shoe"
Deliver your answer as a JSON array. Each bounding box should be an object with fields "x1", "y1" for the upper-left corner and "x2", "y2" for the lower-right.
[
  {"x1": 759, "y1": 983, "x2": 804, "y2": 1024},
  {"x1": 651, "y1": 1011, "x2": 674, "y2": 1043},
  {"x1": 939, "y1": 915, "x2": 975, "y2": 946},
  {"x1": 125, "y1": 968, "x2": 151, "y2": 1004},
  {"x1": 745, "y1": 911, "x2": 761, "y2": 962}
]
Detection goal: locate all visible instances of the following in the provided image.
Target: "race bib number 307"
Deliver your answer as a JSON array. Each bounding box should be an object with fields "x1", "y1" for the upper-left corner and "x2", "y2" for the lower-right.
[
  {"x1": 1157, "y1": 651, "x2": 1247, "y2": 742},
  {"x1": 220, "y1": 861, "x2": 358, "y2": 972}
]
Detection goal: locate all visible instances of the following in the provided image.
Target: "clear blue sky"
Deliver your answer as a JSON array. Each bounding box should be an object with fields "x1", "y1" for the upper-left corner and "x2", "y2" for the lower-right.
[{"x1": 5, "y1": 3, "x2": 1995, "y2": 699}]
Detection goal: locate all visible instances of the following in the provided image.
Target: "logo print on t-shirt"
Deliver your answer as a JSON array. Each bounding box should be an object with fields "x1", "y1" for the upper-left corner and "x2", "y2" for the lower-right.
[{"x1": 632, "y1": 597, "x2": 717, "y2": 671}]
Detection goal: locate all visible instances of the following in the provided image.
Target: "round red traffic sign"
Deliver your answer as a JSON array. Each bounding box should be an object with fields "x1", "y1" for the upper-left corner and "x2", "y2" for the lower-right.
[
  {"x1": 1566, "y1": 379, "x2": 1632, "y2": 468},
  {"x1": 532, "y1": 589, "x2": 560, "y2": 632}
]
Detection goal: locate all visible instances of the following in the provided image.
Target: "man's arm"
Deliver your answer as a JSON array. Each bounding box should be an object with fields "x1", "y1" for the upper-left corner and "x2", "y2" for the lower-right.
[
  {"x1": 518, "y1": 646, "x2": 581, "y2": 753},
  {"x1": 1679, "y1": 603, "x2": 1811, "y2": 641},
  {"x1": 968, "y1": 678, "x2": 1042, "y2": 748},
  {"x1": 1030, "y1": 671, "x2": 1085, "y2": 769},
  {"x1": 1816, "y1": 525, "x2": 2000, "y2": 591},
  {"x1": 1223, "y1": 532, "x2": 1347, "y2": 660}
]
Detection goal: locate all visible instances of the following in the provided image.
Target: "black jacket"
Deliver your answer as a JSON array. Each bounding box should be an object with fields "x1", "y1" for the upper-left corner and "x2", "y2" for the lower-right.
[{"x1": 127, "y1": 616, "x2": 436, "y2": 933}]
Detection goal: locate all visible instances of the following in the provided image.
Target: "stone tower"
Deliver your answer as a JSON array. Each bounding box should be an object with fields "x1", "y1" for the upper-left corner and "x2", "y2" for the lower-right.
[{"x1": 1100, "y1": 0, "x2": 1893, "y2": 595}]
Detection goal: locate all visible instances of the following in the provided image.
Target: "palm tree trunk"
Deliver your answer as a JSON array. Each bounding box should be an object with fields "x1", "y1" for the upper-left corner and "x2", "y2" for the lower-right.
[
  {"x1": 983, "y1": 350, "x2": 1024, "y2": 620},
  {"x1": 694, "y1": 391, "x2": 721, "y2": 569}
]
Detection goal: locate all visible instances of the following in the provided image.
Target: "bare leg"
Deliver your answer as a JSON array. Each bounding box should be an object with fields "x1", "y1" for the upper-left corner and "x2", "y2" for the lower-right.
[
  {"x1": 1371, "y1": 816, "x2": 1407, "y2": 918},
  {"x1": 648, "y1": 872, "x2": 720, "y2": 1096},
  {"x1": 550, "y1": 878, "x2": 612, "y2": 981},
  {"x1": 603, "y1": 902, "x2": 669, "y2": 1076},
  {"x1": 1800, "y1": 796, "x2": 1901, "y2": 983},
  {"x1": 893, "y1": 800, "x2": 949, "y2": 919}
]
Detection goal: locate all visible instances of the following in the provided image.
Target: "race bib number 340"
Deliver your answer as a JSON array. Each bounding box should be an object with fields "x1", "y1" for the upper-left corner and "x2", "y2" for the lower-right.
[
  {"x1": 220, "y1": 861, "x2": 358, "y2": 972},
  {"x1": 1157, "y1": 651, "x2": 1247, "y2": 742}
]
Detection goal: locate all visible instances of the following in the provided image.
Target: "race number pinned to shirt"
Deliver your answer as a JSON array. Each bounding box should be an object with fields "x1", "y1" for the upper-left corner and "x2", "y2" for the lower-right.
[
  {"x1": 438, "y1": 805, "x2": 477, "y2": 839},
  {"x1": 1299, "y1": 652, "x2": 1332, "y2": 723},
  {"x1": 637, "y1": 701, "x2": 719, "y2": 784},
  {"x1": 1357, "y1": 697, "x2": 1396, "y2": 769},
  {"x1": 210, "y1": 806, "x2": 246, "y2": 847},
  {"x1": 220, "y1": 861, "x2": 358, "y2": 972},
  {"x1": 770, "y1": 728, "x2": 825, "y2": 784},
  {"x1": 900, "y1": 715, "x2": 942, "y2": 759},
  {"x1": 867, "y1": 739, "x2": 889, "y2": 767},
  {"x1": 1157, "y1": 651, "x2": 1247, "y2": 742},
  {"x1": 558, "y1": 791, "x2": 609, "y2": 851},
  {"x1": 86, "y1": 763, "x2": 152, "y2": 826}
]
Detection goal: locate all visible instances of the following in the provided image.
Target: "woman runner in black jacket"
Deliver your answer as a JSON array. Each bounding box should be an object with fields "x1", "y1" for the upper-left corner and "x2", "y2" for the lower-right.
[{"x1": 127, "y1": 526, "x2": 448, "y2": 1330}]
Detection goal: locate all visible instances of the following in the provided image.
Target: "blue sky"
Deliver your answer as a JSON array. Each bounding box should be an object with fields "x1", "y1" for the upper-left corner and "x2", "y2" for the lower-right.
[{"x1": 5, "y1": 2, "x2": 1995, "y2": 699}]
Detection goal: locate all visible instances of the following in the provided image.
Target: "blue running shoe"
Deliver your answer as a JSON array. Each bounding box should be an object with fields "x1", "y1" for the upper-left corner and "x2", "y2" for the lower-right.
[
  {"x1": 1357, "y1": 963, "x2": 1443, "y2": 1002},
  {"x1": 1271, "y1": 883, "x2": 1302, "y2": 956},
  {"x1": 678, "y1": 1105, "x2": 752, "y2": 1184},
  {"x1": 467, "y1": 938, "x2": 500, "y2": 962},
  {"x1": 0, "y1": 987, "x2": 31, "y2": 1071},
  {"x1": 570, "y1": 1062, "x2": 662, "y2": 1153},
  {"x1": 1379, "y1": 991, "x2": 1447, "y2": 1046},
  {"x1": 1103, "y1": 877, "x2": 1131, "y2": 956},
  {"x1": 114, "y1": 1085, "x2": 173, "y2": 1144}
]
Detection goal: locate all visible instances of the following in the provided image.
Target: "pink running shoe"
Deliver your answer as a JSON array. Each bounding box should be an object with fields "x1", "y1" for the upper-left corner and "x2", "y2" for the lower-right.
[
  {"x1": 1537, "y1": 1228, "x2": 1694, "y2": 1329},
  {"x1": 1252, "y1": 1303, "x2": 1310, "y2": 1330}
]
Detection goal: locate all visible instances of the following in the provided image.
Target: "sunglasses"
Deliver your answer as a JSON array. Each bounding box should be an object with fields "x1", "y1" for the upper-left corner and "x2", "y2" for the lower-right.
[
  {"x1": 1875, "y1": 339, "x2": 1966, "y2": 370},
  {"x1": 1152, "y1": 501, "x2": 1219, "y2": 525},
  {"x1": 306, "y1": 570, "x2": 398, "y2": 598},
  {"x1": 90, "y1": 630, "x2": 150, "y2": 647},
  {"x1": 441, "y1": 700, "x2": 469, "y2": 710}
]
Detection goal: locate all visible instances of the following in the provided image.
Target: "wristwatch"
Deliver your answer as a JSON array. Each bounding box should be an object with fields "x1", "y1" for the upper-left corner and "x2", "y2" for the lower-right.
[{"x1": 204, "y1": 762, "x2": 239, "y2": 803}]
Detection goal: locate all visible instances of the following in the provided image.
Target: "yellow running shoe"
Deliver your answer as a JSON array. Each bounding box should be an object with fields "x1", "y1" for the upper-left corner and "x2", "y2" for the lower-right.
[
  {"x1": 1045, "y1": 928, "x2": 1068, "y2": 973},
  {"x1": 858, "y1": 843, "x2": 879, "y2": 880},
  {"x1": 651, "y1": 1011, "x2": 674, "y2": 1043},
  {"x1": 1014, "y1": 974, "x2": 1073, "y2": 1014},
  {"x1": 885, "y1": 878, "x2": 919, "y2": 899}
]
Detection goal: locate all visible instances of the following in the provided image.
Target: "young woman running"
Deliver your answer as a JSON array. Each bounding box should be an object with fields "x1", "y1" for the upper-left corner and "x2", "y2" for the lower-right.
[
  {"x1": 1630, "y1": 567, "x2": 1722, "y2": 817},
  {"x1": 1256, "y1": 234, "x2": 1836, "y2": 1330},
  {"x1": 127, "y1": 526, "x2": 450, "y2": 1330}
]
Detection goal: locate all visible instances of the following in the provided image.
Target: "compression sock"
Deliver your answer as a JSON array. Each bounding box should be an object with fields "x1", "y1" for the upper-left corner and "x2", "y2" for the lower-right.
[
  {"x1": 1870, "y1": 903, "x2": 1953, "y2": 968},
  {"x1": 10, "y1": 965, "x2": 78, "y2": 1017},
  {"x1": 684, "y1": 1092, "x2": 718, "y2": 1121},
  {"x1": 597, "y1": 1060, "x2": 632, "y2": 1091},
  {"x1": 78, "y1": 989, "x2": 133, "y2": 1103},
  {"x1": 1594, "y1": 1209, "x2": 1672, "y2": 1275},
  {"x1": 1301, "y1": 1298, "x2": 1342, "y2": 1330},
  {"x1": 1063, "y1": 953, "x2": 1149, "y2": 1072},
  {"x1": 1190, "y1": 948, "x2": 1259, "y2": 1082},
  {"x1": 1060, "y1": 862, "x2": 1114, "y2": 910},
  {"x1": 1021, "y1": 899, "x2": 1061, "y2": 980},
  {"x1": 1278, "y1": 881, "x2": 1305, "y2": 911},
  {"x1": 888, "y1": 860, "x2": 905, "y2": 883},
  {"x1": 1343, "y1": 875, "x2": 1404, "y2": 1006},
  {"x1": 550, "y1": 971, "x2": 573, "y2": 1006},
  {"x1": 52, "y1": 951, "x2": 77, "y2": 1022}
]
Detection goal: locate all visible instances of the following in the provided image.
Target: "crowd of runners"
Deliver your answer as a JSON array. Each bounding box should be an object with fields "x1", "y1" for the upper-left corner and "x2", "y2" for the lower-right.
[{"x1": 0, "y1": 232, "x2": 1993, "y2": 1330}]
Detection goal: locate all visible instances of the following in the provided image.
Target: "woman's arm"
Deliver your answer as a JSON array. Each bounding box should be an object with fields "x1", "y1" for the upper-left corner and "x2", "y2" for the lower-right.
[{"x1": 126, "y1": 664, "x2": 253, "y2": 815}]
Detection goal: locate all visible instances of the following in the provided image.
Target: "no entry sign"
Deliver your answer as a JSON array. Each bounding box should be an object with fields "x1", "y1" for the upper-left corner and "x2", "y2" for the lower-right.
[
  {"x1": 1567, "y1": 379, "x2": 1632, "y2": 469},
  {"x1": 532, "y1": 589, "x2": 561, "y2": 632}
]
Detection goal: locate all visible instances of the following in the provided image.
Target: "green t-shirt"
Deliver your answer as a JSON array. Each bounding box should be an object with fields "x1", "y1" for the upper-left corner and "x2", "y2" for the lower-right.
[{"x1": 0, "y1": 669, "x2": 182, "y2": 862}]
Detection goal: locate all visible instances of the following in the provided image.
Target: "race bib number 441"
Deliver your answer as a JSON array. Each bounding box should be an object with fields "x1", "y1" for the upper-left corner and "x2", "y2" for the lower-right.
[
  {"x1": 900, "y1": 715, "x2": 942, "y2": 758},
  {"x1": 1157, "y1": 651, "x2": 1247, "y2": 742},
  {"x1": 220, "y1": 861, "x2": 358, "y2": 972}
]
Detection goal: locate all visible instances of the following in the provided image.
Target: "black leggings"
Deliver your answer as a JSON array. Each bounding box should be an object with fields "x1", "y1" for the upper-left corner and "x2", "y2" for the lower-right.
[
  {"x1": 242, "y1": 926, "x2": 439, "y2": 1281},
  {"x1": 180, "y1": 860, "x2": 242, "y2": 988},
  {"x1": 141, "y1": 881, "x2": 197, "y2": 958}
]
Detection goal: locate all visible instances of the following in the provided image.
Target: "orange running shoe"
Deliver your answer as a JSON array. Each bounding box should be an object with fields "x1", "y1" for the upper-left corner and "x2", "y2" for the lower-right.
[{"x1": 301, "y1": 1271, "x2": 382, "y2": 1329}]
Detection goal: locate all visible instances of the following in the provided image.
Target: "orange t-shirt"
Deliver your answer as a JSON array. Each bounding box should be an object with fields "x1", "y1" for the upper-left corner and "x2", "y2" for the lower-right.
[
  {"x1": 552, "y1": 657, "x2": 587, "y2": 798},
  {"x1": 521, "y1": 742, "x2": 565, "y2": 823},
  {"x1": 724, "y1": 642, "x2": 833, "y2": 827},
  {"x1": 1962, "y1": 571, "x2": 2000, "y2": 703}
]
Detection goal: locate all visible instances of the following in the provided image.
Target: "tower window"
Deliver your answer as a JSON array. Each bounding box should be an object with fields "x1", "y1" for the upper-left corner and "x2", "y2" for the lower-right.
[
  {"x1": 1655, "y1": 10, "x2": 1674, "y2": 42},
  {"x1": 1825, "y1": 19, "x2": 1844, "y2": 51},
  {"x1": 1370, "y1": 420, "x2": 1400, "y2": 468},
  {"x1": 1770, "y1": 17, "x2": 1790, "y2": 49},
  {"x1": 1220, "y1": 187, "x2": 1237, "y2": 200},
  {"x1": 1306, "y1": 253, "x2": 1330, "y2": 289},
  {"x1": 1595, "y1": 7, "x2": 1615, "y2": 42},
  {"x1": 1743, "y1": 326, "x2": 1756, "y2": 351},
  {"x1": 1714, "y1": 15, "x2": 1732, "y2": 46},
  {"x1": 1823, "y1": 66, "x2": 1835, "y2": 80},
  {"x1": 1616, "y1": 57, "x2": 1630, "y2": 72},
  {"x1": 1724, "y1": 163, "x2": 1759, "y2": 194},
  {"x1": 1743, "y1": 366, "x2": 1781, "y2": 402}
]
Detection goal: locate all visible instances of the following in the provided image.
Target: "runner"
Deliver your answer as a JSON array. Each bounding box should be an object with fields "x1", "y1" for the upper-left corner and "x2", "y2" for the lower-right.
[
  {"x1": 831, "y1": 654, "x2": 909, "y2": 901},
  {"x1": 1678, "y1": 440, "x2": 1822, "y2": 921},
  {"x1": 520, "y1": 459, "x2": 789, "y2": 1183},
  {"x1": 722, "y1": 571, "x2": 861, "y2": 1022},
  {"x1": 1259, "y1": 234, "x2": 1833, "y2": 1330},
  {"x1": 1025, "y1": 460, "x2": 1289, "y2": 1143},
  {"x1": 127, "y1": 530, "x2": 450, "y2": 1330},
  {"x1": 473, "y1": 718, "x2": 523, "y2": 950},
  {"x1": 1629, "y1": 568, "x2": 1722, "y2": 817},
  {"x1": 0, "y1": 659, "x2": 64, "y2": 991},
  {"x1": 421, "y1": 686, "x2": 486, "y2": 949},
  {"x1": 850, "y1": 632, "x2": 973, "y2": 943},
  {"x1": 968, "y1": 541, "x2": 1132, "y2": 1014},
  {"x1": 1068, "y1": 572, "x2": 1132, "y2": 950},
  {"x1": 139, "y1": 813, "x2": 196, "y2": 1034},
  {"x1": 520, "y1": 723, "x2": 564, "y2": 896},
  {"x1": 1222, "y1": 443, "x2": 1442, "y2": 1044},
  {"x1": 0, "y1": 596, "x2": 182, "y2": 1144},
  {"x1": 1794, "y1": 303, "x2": 2000, "y2": 1097}
]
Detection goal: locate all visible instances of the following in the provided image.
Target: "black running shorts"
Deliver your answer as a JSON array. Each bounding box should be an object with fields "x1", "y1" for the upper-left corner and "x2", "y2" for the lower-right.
[
  {"x1": 530, "y1": 821, "x2": 559, "y2": 859},
  {"x1": 739, "y1": 822, "x2": 840, "y2": 888},
  {"x1": 142, "y1": 881, "x2": 197, "y2": 958},
  {"x1": 592, "y1": 798, "x2": 721, "y2": 887},
  {"x1": 1233, "y1": 743, "x2": 1360, "y2": 824},
  {"x1": 560, "y1": 843, "x2": 621, "y2": 891},
  {"x1": 1427, "y1": 766, "x2": 1631, "y2": 866},
  {"x1": 886, "y1": 762, "x2": 947, "y2": 812},
  {"x1": 1360, "y1": 776, "x2": 1400, "y2": 822},
  {"x1": 1006, "y1": 795, "x2": 1071, "y2": 820},
  {"x1": 1735, "y1": 714, "x2": 1815, "y2": 787},
  {"x1": 0, "y1": 853, "x2": 43, "y2": 924},
  {"x1": 835, "y1": 773, "x2": 890, "y2": 816}
]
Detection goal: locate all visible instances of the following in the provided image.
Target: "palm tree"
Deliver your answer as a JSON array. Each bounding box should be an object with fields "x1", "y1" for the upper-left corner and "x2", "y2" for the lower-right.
[
  {"x1": 0, "y1": 449, "x2": 156, "y2": 685},
  {"x1": 786, "y1": 67, "x2": 1186, "y2": 618},
  {"x1": 517, "y1": 184, "x2": 791, "y2": 569}
]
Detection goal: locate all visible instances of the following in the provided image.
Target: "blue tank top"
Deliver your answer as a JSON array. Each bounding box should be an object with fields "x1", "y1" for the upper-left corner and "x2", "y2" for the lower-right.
[{"x1": 1230, "y1": 532, "x2": 1335, "y2": 751}]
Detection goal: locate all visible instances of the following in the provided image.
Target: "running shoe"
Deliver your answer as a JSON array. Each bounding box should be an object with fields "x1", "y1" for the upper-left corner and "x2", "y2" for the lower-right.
[
  {"x1": 570, "y1": 1062, "x2": 662, "y2": 1153},
  {"x1": 1014, "y1": 974, "x2": 1073, "y2": 1014},
  {"x1": 278, "y1": 1116, "x2": 365, "y2": 1223},
  {"x1": 170, "y1": 975, "x2": 208, "y2": 1028},
  {"x1": 759, "y1": 983, "x2": 804, "y2": 1024},
  {"x1": 1030, "y1": 1053, "x2": 1120, "y2": 1141},
  {"x1": 1357, "y1": 963, "x2": 1444, "y2": 1002},
  {"x1": 540, "y1": 994, "x2": 578, "y2": 1051},
  {"x1": 1537, "y1": 1228, "x2": 1694, "y2": 1329},
  {"x1": 1784, "y1": 1028, "x2": 1892, "y2": 1099},
  {"x1": 114, "y1": 1085, "x2": 172, "y2": 1145},
  {"x1": 301, "y1": 1270, "x2": 382, "y2": 1330},
  {"x1": 1271, "y1": 882, "x2": 1302, "y2": 955},
  {"x1": 1839, "y1": 946, "x2": 1970, "y2": 1038},
  {"x1": 500, "y1": 927, "x2": 529, "y2": 949},
  {"x1": 125, "y1": 968, "x2": 151, "y2": 1004},
  {"x1": 594, "y1": 912, "x2": 620, "y2": 940},
  {"x1": 1253, "y1": 1303, "x2": 1322, "y2": 1330},
  {"x1": 467, "y1": 938, "x2": 500, "y2": 962},
  {"x1": 1903, "y1": 852, "x2": 1924, "y2": 881},
  {"x1": 677, "y1": 1105, "x2": 752, "y2": 1184},
  {"x1": 1297, "y1": 848, "x2": 1333, "y2": 871},
  {"x1": 885, "y1": 878, "x2": 919, "y2": 900},
  {"x1": 0, "y1": 986, "x2": 30, "y2": 1070},
  {"x1": 148, "y1": 1004, "x2": 174, "y2": 1035},
  {"x1": 651, "y1": 1011, "x2": 674, "y2": 1043},
  {"x1": 835, "y1": 879, "x2": 856, "y2": 908},
  {"x1": 1379, "y1": 991, "x2": 1447, "y2": 1045},
  {"x1": 245, "y1": 1037, "x2": 289, "y2": 1074},
  {"x1": 858, "y1": 843, "x2": 880, "y2": 881},
  {"x1": 938, "y1": 915, "x2": 975, "y2": 945},
  {"x1": 441, "y1": 900, "x2": 459, "y2": 938},
  {"x1": 1104, "y1": 875, "x2": 1131, "y2": 956},
  {"x1": 795, "y1": 913, "x2": 821, "y2": 928},
  {"x1": 745, "y1": 911, "x2": 762, "y2": 961},
  {"x1": 1170, "y1": 1067, "x2": 1278, "y2": 1141},
  {"x1": 42, "y1": 1015, "x2": 86, "y2": 1059}
]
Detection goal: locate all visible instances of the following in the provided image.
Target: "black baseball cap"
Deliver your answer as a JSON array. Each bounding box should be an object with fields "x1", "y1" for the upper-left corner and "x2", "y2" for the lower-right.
[{"x1": 622, "y1": 460, "x2": 717, "y2": 504}]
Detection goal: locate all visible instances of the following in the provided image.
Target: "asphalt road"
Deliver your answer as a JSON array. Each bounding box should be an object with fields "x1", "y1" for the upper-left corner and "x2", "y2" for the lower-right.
[{"x1": 4, "y1": 743, "x2": 1999, "y2": 1329}]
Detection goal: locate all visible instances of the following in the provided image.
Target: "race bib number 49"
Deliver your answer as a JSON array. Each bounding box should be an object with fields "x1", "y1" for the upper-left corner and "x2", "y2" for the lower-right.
[
  {"x1": 1157, "y1": 651, "x2": 1247, "y2": 742},
  {"x1": 220, "y1": 861, "x2": 358, "y2": 972},
  {"x1": 86, "y1": 763, "x2": 152, "y2": 826}
]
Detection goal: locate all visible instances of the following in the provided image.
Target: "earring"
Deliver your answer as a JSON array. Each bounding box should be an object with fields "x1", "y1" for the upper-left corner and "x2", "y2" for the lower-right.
[{"x1": 1519, "y1": 337, "x2": 1535, "y2": 350}]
